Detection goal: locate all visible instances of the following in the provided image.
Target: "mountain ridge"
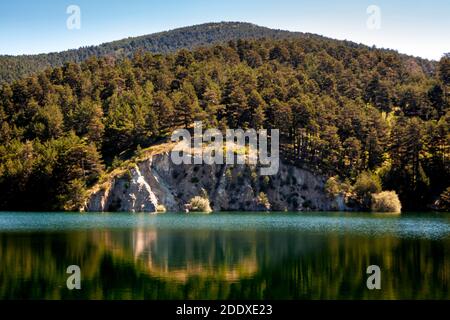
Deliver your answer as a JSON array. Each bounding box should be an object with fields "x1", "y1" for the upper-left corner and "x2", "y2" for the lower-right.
[{"x1": 0, "y1": 21, "x2": 435, "y2": 83}]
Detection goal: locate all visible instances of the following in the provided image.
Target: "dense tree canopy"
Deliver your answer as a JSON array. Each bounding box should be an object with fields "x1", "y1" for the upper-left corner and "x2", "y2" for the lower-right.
[
  {"x1": 0, "y1": 36, "x2": 448, "y2": 211},
  {"x1": 0, "y1": 22, "x2": 436, "y2": 83}
]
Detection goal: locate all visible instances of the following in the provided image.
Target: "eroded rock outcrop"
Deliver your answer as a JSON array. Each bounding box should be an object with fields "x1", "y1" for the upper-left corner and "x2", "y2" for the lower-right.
[{"x1": 83, "y1": 151, "x2": 348, "y2": 212}]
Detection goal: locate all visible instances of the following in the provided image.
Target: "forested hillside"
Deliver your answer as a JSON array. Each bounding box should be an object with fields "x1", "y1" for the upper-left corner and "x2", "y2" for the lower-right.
[
  {"x1": 0, "y1": 22, "x2": 300, "y2": 83},
  {"x1": 0, "y1": 22, "x2": 435, "y2": 83},
  {"x1": 0, "y1": 34, "x2": 449, "y2": 211}
]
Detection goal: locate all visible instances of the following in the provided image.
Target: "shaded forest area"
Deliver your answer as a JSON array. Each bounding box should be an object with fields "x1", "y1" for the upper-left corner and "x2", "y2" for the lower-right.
[{"x1": 0, "y1": 34, "x2": 449, "y2": 211}]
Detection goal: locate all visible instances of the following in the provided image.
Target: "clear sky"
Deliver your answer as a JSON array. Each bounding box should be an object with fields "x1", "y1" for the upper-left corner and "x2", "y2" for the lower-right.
[{"x1": 0, "y1": 0, "x2": 448, "y2": 60}]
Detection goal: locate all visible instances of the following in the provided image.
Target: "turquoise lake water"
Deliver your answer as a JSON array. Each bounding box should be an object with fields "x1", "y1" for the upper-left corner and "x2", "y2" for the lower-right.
[{"x1": 0, "y1": 211, "x2": 448, "y2": 299}]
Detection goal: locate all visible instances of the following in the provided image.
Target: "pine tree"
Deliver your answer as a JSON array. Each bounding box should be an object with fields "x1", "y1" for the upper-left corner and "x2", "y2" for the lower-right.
[{"x1": 439, "y1": 53, "x2": 450, "y2": 107}]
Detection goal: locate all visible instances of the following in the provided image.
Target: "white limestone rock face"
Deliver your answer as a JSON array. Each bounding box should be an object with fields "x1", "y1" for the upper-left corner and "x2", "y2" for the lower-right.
[
  {"x1": 84, "y1": 152, "x2": 350, "y2": 212},
  {"x1": 85, "y1": 165, "x2": 158, "y2": 212}
]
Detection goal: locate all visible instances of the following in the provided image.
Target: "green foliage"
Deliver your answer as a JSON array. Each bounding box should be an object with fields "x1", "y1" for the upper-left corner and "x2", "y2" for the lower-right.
[
  {"x1": 135, "y1": 145, "x2": 143, "y2": 158},
  {"x1": 0, "y1": 133, "x2": 103, "y2": 210},
  {"x1": 261, "y1": 175, "x2": 271, "y2": 191},
  {"x1": 0, "y1": 26, "x2": 448, "y2": 211},
  {"x1": 0, "y1": 22, "x2": 318, "y2": 83},
  {"x1": 439, "y1": 53, "x2": 450, "y2": 86},
  {"x1": 353, "y1": 171, "x2": 382, "y2": 209},
  {"x1": 225, "y1": 168, "x2": 233, "y2": 182},
  {"x1": 111, "y1": 156, "x2": 122, "y2": 170},
  {"x1": 58, "y1": 179, "x2": 87, "y2": 211},
  {"x1": 325, "y1": 176, "x2": 343, "y2": 198}
]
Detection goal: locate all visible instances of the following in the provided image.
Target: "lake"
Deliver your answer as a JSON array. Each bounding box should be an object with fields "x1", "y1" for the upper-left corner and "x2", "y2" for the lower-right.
[{"x1": 0, "y1": 211, "x2": 448, "y2": 300}]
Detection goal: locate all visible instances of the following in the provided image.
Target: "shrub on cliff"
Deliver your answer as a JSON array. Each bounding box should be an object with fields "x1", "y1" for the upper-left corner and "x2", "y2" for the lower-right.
[
  {"x1": 156, "y1": 204, "x2": 167, "y2": 213},
  {"x1": 325, "y1": 177, "x2": 341, "y2": 197},
  {"x1": 371, "y1": 191, "x2": 402, "y2": 213},
  {"x1": 188, "y1": 196, "x2": 212, "y2": 213},
  {"x1": 433, "y1": 187, "x2": 450, "y2": 211},
  {"x1": 257, "y1": 192, "x2": 271, "y2": 210},
  {"x1": 325, "y1": 176, "x2": 350, "y2": 198}
]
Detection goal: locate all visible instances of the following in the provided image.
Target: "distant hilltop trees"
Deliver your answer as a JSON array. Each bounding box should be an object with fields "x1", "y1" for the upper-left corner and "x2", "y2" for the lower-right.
[{"x1": 0, "y1": 22, "x2": 436, "y2": 83}]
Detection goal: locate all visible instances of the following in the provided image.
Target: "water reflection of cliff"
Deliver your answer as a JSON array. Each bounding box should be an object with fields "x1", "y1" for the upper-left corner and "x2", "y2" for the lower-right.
[
  {"x1": 0, "y1": 228, "x2": 448, "y2": 299},
  {"x1": 91, "y1": 228, "x2": 324, "y2": 283}
]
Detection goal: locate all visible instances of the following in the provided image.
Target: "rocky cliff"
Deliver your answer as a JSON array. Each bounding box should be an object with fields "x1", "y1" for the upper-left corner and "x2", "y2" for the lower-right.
[{"x1": 83, "y1": 148, "x2": 348, "y2": 213}]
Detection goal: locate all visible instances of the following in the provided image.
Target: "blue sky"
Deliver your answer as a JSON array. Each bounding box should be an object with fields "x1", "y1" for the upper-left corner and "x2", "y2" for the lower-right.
[{"x1": 0, "y1": 0, "x2": 448, "y2": 60}]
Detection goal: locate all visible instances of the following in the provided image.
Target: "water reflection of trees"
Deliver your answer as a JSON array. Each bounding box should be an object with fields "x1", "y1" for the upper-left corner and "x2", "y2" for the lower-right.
[{"x1": 0, "y1": 229, "x2": 448, "y2": 299}]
